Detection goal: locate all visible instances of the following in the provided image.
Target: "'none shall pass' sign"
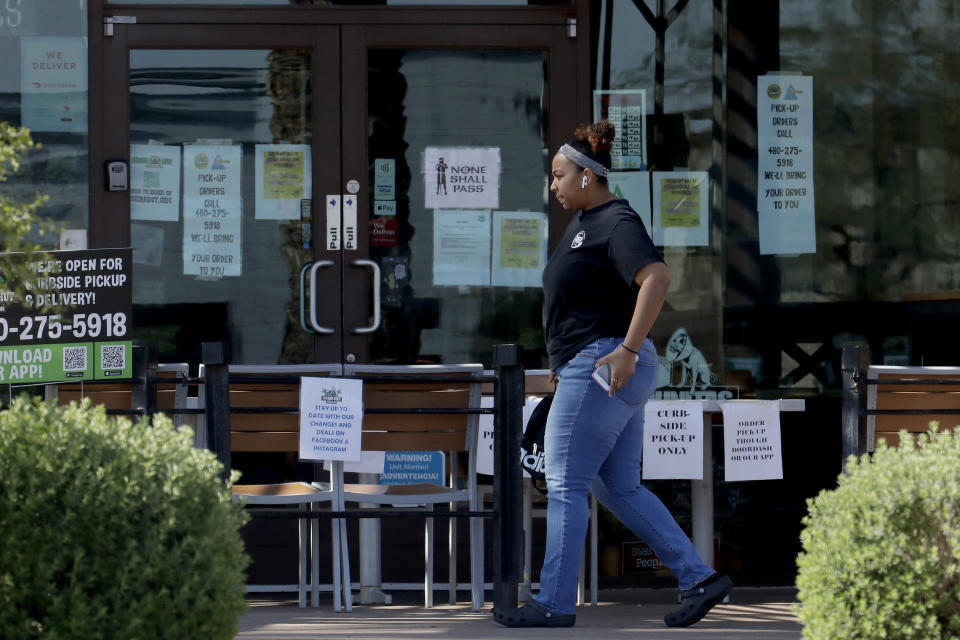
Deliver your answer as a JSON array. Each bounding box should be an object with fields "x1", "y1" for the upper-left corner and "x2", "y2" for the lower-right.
[
  {"x1": 423, "y1": 147, "x2": 500, "y2": 210},
  {"x1": 299, "y1": 377, "x2": 363, "y2": 462}
]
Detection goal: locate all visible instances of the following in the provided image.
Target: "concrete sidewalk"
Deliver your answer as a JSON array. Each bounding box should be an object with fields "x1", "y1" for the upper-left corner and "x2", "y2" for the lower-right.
[{"x1": 235, "y1": 588, "x2": 802, "y2": 639}]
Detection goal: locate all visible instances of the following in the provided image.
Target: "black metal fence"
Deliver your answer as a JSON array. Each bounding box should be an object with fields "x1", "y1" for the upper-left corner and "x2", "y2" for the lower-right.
[{"x1": 27, "y1": 340, "x2": 527, "y2": 613}]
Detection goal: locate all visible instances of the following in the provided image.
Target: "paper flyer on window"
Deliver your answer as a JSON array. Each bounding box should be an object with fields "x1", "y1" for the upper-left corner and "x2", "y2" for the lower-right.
[
  {"x1": 20, "y1": 37, "x2": 87, "y2": 133},
  {"x1": 254, "y1": 144, "x2": 312, "y2": 220},
  {"x1": 491, "y1": 211, "x2": 547, "y2": 288},
  {"x1": 130, "y1": 144, "x2": 181, "y2": 222},
  {"x1": 432, "y1": 209, "x2": 491, "y2": 286},
  {"x1": 182, "y1": 144, "x2": 243, "y2": 278},
  {"x1": 756, "y1": 74, "x2": 815, "y2": 255},
  {"x1": 652, "y1": 171, "x2": 709, "y2": 247}
]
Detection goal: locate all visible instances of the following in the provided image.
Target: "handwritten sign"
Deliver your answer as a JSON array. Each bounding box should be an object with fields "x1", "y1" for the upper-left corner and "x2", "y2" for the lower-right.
[
  {"x1": 299, "y1": 377, "x2": 364, "y2": 462},
  {"x1": 642, "y1": 400, "x2": 704, "y2": 479},
  {"x1": 721, "y1": 400, "x2": 783, "y2": 481}
]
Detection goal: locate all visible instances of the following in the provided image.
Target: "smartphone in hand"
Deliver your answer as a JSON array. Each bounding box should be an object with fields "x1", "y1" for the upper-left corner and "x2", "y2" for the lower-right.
[{"x1": 591, "y1": 363, "x2": 612, "y2": 392}]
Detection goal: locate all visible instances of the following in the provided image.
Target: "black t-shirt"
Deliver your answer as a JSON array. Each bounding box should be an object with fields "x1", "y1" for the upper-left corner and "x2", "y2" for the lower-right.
[{"x1": 542, "y1": 199, "x2": 664, "y2": 371}]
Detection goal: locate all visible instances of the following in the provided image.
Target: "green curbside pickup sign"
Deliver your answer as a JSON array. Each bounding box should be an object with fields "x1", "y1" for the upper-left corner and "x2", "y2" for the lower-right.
[{"x1": 0, "y1": 248, "x2": 133, "y2": 384}]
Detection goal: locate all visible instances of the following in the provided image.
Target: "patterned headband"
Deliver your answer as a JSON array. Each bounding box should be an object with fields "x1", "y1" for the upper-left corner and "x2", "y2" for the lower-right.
[{"x1": 558, "y1": 143, "x2": 609, "y2": 177}]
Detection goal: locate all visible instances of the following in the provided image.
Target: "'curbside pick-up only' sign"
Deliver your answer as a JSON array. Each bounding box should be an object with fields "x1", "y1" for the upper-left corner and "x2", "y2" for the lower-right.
[{"x1": 0, "y1": 248, "x2": 133, "y2": 383}]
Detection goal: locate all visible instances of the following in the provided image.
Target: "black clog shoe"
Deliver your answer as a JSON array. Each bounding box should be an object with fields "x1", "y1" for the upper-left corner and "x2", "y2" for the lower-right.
[
  {"x1": 492, "y1": 599, "x2": 576, "y2": 628},
  {"x1": 664, "y1": 574, "x2": 732, "y2": 627}
]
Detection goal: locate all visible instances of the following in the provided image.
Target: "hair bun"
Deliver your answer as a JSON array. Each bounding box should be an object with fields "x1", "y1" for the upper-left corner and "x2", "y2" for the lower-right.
[{"x1": 575, "y1": 120, "x2": 616, "y2": 153}]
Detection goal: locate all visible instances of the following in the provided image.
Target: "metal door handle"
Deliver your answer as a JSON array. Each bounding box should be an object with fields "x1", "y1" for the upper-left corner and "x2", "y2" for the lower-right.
[
  {"x1": 350, "y1": 259, "x2": 381, "y2": 334},
  {"x1": 299, "y1": 262, "x2": 315, "y2": 334},
  {"x1": 309, "y1": 260, "x2": 335, "y2": 335}
]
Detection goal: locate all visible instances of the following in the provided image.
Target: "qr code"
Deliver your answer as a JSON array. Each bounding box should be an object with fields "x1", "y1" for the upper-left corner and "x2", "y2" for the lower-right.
[
  {"x1": 100, "y1": 344, "x2": 126, "y2": 370},
  {"x1": 63, "y1": 346, "x2": 88, "y2": 372}
]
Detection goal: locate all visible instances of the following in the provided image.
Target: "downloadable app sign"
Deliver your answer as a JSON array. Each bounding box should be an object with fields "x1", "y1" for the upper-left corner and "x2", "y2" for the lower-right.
[{"x1": 0, "y1": 248, "x2": 133, "y2": 383}]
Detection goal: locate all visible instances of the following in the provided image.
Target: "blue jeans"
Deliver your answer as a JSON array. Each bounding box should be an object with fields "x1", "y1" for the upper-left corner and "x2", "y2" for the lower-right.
[{"x1": 535, "y1": 337, "x2": 715, "y2": 614}]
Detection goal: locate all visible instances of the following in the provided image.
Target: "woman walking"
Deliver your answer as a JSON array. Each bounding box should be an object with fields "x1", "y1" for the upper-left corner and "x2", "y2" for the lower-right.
[{"x1": 494, "y1": 120, "x2": 731, "y2": 629}]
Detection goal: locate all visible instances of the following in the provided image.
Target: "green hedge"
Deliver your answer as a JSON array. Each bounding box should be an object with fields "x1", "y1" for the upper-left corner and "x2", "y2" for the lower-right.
[
  {"x1": 0, "y1": 397, "x2": 249, "y2": 640},
  {"x1": 796, "y1": 426, "x2": 960, "y2": 639}
]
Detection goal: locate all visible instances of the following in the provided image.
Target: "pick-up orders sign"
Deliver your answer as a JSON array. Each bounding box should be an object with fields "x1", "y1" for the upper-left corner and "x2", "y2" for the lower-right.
[{"x1": 0, "y1": 248, "x2": 133, "y2": 383}]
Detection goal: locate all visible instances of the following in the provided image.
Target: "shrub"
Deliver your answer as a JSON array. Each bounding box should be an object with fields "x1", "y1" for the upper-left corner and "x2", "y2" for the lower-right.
[
  {"x1": 0, "y1": 397, "x2": 249, "y2": 640},
  {"x1": 796, "y1": 426, "x2": 960, "y2": 639}
]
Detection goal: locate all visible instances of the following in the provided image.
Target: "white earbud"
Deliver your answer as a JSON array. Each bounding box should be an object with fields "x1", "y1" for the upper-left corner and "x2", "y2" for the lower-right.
[{"x1": 581, "y1": 175, "x2": 588, "y2": 189}]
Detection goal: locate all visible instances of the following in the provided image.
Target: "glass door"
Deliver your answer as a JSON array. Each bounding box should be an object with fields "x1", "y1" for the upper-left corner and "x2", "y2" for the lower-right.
[
  {"x1": 98, "y1": 18, "x2": 577, "y2": 369},
  {"x1": 342, "y1": 24, "x2": 577, "y2": 368},
  {"x1": 100, "y1": 24, "x2": 341, "y2": 365}
]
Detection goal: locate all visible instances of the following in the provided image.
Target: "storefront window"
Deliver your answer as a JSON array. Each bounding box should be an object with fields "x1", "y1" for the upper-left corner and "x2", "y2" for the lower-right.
[
  {"x1": 593, "y1": 0, "x2": 960, "y2": 585},
  {"x1": 0, "y1": 1, "x2": 88, "y2": 244}
]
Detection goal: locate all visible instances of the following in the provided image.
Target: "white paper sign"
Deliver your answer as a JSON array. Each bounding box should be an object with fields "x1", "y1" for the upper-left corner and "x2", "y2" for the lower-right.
[
  {"x1": 722, "y1": 400, "x2": 783, "y2": 481},
  {"x1": 641, "y1": 400, "x2": 704, "y2": 479},
  {"x1": 182, "y1": 144, "x2": 243, "y2": 278},
  {"x1": 607, "y1": 172, "x2": 652, "y2": 233},
  {"x1": 254, "y1": 144, "x2": 311, "y2": 220},
  {"x1": 491, "y1": 211, "x2": 547, "y2": 288},
  {"x1": 299, "y1": 377, "x2": 364, "y2": 462},
  {"x1": 652, "y1": 171, "x2": 709, "y2": 247},
  {"x1": 424, "y1": 147, "x2": 500, "y2": 210},
  {"x1": 757, "y1": 75, "x2": 815, "y2": 255},
  {"x1": 20, "y1": 37, "x2": 87, "y2": 133},
  {"x1": 130, "y1": 144, "x2": 181, "y2": 222},
  {"x1": 477, "y1": 395, "x2": 544, "y2": 477},
  {"x1": 432, "y1": 209, "x2": 491, "y2": 286}
]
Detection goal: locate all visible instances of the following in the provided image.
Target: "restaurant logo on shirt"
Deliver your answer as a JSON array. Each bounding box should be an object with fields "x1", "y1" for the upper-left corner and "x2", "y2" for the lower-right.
[{"x1": 571, "y1": 230, "x2": 585, "y2": 249}]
